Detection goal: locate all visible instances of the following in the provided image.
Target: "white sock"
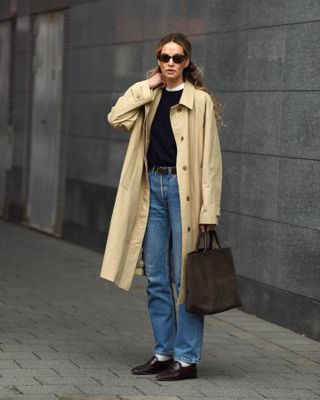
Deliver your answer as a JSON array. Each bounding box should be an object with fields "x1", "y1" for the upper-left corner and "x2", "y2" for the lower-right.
[
  {"x1": 177, "y1": 360, "x2": 192, "y2": 367},
  {"x1": 155, "y1": 354, "x2": 172, "y2": 361}
]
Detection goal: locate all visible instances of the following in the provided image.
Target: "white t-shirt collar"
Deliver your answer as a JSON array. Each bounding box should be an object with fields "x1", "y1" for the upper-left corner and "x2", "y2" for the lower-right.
[{"x1": 165, "y1": 82, "x2": 185, "y2": 92}]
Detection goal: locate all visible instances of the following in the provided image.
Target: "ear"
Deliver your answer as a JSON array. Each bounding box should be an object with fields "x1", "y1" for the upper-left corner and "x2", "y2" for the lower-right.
[{"x1": 184, "y1": 58, "x2": 190, "y2": 69}]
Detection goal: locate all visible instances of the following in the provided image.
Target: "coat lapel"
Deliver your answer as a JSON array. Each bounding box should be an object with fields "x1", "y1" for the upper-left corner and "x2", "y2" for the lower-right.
[
  {"x1": 179, "y1": 80, "x2": 195, "y2": 110},
  {"x1": 144, "y1": 87, "x2": 162, "y2": 153}
]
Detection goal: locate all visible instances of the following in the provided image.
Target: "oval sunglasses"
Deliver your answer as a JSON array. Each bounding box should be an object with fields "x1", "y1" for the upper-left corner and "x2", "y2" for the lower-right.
[{"x1": 158, "y1": 53, "x2": 187, "y2": 64}]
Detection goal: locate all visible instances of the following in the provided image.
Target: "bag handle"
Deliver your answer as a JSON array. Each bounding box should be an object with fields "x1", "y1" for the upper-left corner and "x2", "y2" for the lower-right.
[
  {"x1": 195, "y1": 230, "x2": 221, "y2": 252},
  {"x1": 209, "y1": 230, "x2": 221, "y2": 249}
]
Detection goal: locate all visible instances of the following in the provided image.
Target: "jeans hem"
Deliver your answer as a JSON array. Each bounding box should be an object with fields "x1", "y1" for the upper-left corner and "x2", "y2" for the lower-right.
[{"x1": 174, "y1": 356, "x2": 201, "y2": 364}]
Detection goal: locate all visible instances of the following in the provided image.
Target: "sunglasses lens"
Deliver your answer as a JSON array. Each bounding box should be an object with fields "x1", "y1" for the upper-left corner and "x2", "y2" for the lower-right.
[
  {"x1": 159, "y1": 54, "x2": 170, "y2": 62},
  {"x1": 158, "y1": 54, "x2": 186, "y2": 63},
  {"x1": 172, "y1": 54, "x2": 185, "y2": 63}
]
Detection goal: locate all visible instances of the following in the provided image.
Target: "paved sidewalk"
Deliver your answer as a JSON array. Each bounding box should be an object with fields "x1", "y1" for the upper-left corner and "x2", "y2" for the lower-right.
[{"x1": 0, "y1": 219, "x2": 319, "y2": 400}]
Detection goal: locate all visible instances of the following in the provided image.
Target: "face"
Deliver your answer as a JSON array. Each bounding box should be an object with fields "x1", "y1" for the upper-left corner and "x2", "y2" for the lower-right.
[{"x1": 157, "y1": 41, "x2": 189, "y2": 83}]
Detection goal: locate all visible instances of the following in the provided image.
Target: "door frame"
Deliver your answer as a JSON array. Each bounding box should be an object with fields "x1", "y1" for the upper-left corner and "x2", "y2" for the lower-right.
[{"x1": 22, "y1": 9, "x2": 69, "y2": 237}]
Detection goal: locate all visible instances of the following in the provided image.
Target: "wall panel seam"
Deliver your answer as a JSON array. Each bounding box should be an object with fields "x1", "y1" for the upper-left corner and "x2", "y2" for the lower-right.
[
  {"x1": 221, "y1": 150, "x2": 320, "y2": 162},
  {"x1": 221, "y1": 209, "x2": 320, "y2": 232}
]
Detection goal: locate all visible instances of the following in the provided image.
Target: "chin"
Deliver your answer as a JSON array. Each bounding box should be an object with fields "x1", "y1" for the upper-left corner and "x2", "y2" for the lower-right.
[{"x1": 165, "y1": 74, "x2": 178, "y2": 80}]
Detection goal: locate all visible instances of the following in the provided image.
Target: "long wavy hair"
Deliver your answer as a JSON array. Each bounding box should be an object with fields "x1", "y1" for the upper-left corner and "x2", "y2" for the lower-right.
[{"x1": 147, "y1": 32, "x2": 225, "y2": 130}]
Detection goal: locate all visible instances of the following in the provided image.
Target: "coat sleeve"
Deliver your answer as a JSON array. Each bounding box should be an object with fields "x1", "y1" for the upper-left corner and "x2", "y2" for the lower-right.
[
  {"x1": 107, "y1": 79, "x2": 154, "y2": 132},
  {"x1": 199, "y1": 95, "x2": 223, "y2": 225}
]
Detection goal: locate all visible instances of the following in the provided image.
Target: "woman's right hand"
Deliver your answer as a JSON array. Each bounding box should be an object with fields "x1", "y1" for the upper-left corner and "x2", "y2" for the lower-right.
[{"x1": 148, "y1": 72, "x2": 166, "y2": 89}]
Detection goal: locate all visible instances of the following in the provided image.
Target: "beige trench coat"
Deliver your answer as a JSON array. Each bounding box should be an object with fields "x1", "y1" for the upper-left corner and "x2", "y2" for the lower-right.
[{"x1": 100, "y1": 79, "x2": 222, "y2": 304}]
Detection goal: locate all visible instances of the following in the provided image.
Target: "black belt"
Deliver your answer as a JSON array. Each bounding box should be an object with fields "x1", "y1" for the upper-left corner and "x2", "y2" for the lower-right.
[{"x1": 148, "y1": 165, "x2": 177, "y2": 175}]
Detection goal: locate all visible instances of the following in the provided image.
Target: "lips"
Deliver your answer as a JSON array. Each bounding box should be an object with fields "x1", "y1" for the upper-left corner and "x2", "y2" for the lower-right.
[{"x1": 166, "y1": 69, "x2": 175, "y2": 72}]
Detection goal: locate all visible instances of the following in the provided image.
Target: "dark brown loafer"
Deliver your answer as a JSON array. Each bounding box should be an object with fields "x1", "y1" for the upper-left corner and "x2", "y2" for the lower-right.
[
  {"x1": 131, "y1": 356, "x2": 173, "y2": 375},
  {"x1": 156, "y1": 360, "x2": 197, "y2": 381}
]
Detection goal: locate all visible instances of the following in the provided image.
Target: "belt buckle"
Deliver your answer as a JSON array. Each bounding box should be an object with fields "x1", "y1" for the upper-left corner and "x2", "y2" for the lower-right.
[{"x1": 159, "y1": 166, "x2": 168, "y2": 174}]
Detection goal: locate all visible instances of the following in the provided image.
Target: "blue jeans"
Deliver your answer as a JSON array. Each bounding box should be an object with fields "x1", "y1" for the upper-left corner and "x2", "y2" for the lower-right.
[{"x1": 142, "y1": 171, "x2": 204, "y2": 364}]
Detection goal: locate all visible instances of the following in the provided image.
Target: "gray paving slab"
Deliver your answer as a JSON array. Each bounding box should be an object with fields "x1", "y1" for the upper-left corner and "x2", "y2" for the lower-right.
[
  {"x1": 73, "y1": 386, "x2": 145, "y2": 395},
  {"x1": 0, "y1": 368, "x2": 61, "y2": 377},
  {"x1": 4, "y1": 397, "x2": 57, "y2": 400},
  {"x1": 0, "y1": 220, "x2": 319, "y2": 399},
  {"x1": 13, "y1": 384, "x2": 83, "y2": 395},
  {"x1": 0, "y1": 351, "x2": 41, "y2": 360},
  {"x1": 3, "y1": 394, "x2": 57, "y2": 400},
  {"x1": 58, "y1": 396, "x2": 180, "y2": 400},
  {"x1": 0, "y1": 376, "x2": 40, "y2": 385}
]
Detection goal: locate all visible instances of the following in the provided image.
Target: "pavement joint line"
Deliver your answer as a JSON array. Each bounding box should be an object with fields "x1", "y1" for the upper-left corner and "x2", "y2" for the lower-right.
[
  {"x1": 33, "y1": 376, "x2": 44, "y2": 385},
  {"x1": 109, "y1": 369, "x2": 120, "y2": 378},
  {"x1": 13, "y1": 360, "x2": 23, "y2": 369},
  {"x1": 74, "y1": 384, "x2": 86, "y2": 395},
  {"x1": 70, "y1": 360, "x2": 81, "y2": 369},
  {"x1": 52, "y1": 368, "x2": 64, "y2": 377},
  {"x1": 133, "y1": 385, "x2": 146, "y2": 395},
  {"x1": 12, "y1": 384, "x2": 23, "y2": 395},
  {"x1": 92, "y1": 377, "x2": 103, "y2": 386},
  {"x1": 33, "y1": 351, "x2": 42, "y2": 360}
]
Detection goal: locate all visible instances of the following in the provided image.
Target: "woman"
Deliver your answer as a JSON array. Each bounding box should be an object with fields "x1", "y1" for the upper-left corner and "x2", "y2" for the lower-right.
[{"x1": 100, "y1": 32, "x2": 223, "y2": 381}]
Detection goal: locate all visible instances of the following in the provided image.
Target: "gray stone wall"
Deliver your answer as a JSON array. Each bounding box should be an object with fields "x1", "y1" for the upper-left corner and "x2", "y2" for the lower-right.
[
  {"x1": 206, "y1": 0, "x2": 320, "y2": 339},
  {"x1": 64, "y1": 0, "x2": 320, "y2": 339}
]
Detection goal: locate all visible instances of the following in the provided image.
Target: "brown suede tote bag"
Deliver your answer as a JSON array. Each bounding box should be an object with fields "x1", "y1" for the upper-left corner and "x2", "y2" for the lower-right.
[{"x1": 185, "y1": 230, "x2": 242, "y2": 315}]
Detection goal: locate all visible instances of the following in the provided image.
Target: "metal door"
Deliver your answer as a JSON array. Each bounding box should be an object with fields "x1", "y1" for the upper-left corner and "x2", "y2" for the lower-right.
[
  {"x1": 0, "y1": 22, "x2": 12, "y2": 216},
  {"x1": 27, "y1": 12, "x2": 64, "y2": 233}
]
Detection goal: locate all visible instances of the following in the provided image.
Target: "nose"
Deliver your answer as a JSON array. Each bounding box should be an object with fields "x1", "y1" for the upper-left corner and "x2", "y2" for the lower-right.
[{"x1": 168, "y1": 57, "x2": 174, "y2": 66}]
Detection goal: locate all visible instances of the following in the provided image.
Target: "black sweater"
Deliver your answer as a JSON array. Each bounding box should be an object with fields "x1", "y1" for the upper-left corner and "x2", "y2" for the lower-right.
[{"x1": 147, "y1": 88, "x2": 183, "y2": 167}]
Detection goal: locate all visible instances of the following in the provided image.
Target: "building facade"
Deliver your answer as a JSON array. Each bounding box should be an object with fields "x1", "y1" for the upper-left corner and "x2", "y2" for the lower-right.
[{"x1": 0, "y1": 0, "x2": 319, "y2": 340}]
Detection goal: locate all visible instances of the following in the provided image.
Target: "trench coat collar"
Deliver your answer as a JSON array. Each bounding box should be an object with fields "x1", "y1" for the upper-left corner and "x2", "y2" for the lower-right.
[
  {"x1": 152, "y1": 79, "x2": 195, "y2": 110},
  {"x1": 178, "y1": 79, "x2": 195, "y2": 110}
]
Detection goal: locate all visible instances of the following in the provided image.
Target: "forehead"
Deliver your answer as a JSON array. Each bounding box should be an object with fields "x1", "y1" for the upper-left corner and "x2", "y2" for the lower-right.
[{"x1": 161, "y1": 41, "x2": 184, "y2": 54}]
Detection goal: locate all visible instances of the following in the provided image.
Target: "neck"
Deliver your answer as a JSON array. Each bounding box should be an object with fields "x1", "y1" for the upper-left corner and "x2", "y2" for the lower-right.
[{"x1": 166, "y1": 77, "x2": 185, "y2": 89}]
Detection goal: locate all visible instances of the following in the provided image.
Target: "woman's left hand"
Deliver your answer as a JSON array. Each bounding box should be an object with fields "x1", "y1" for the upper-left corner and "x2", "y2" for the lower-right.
[{"x1": 199, "y1": 224, "x2": 216, "y2": 232}]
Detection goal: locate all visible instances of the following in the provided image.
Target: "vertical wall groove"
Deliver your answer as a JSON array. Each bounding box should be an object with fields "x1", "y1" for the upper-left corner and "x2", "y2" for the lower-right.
[
  {"x1": 3, "y1": 18, "x2": 16, "y2": 219},
  {"x1": 54, "y1": 7, "x2": 70, "y2": 236}
]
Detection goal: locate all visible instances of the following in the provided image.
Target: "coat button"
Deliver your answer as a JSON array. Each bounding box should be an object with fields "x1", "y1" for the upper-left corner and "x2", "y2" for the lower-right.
[
  {"x1": 137, "y1": 94, "x2": 141, "y2": 99},
  {"x1": 182, "y1": 165, "x2": 187, "y2": 171},
  {"x1": 177, "y1": 107, "x2": 182, "y2": 112},
  {"x1": 187, "y1": 226, "x2": 191, "y2": 232},
  {"x1": 181, "y1": 136, "x2": 184, "y2": 141},
  {"x1": 186, "y1": 196, "x2": 190, "y2": 201}
]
